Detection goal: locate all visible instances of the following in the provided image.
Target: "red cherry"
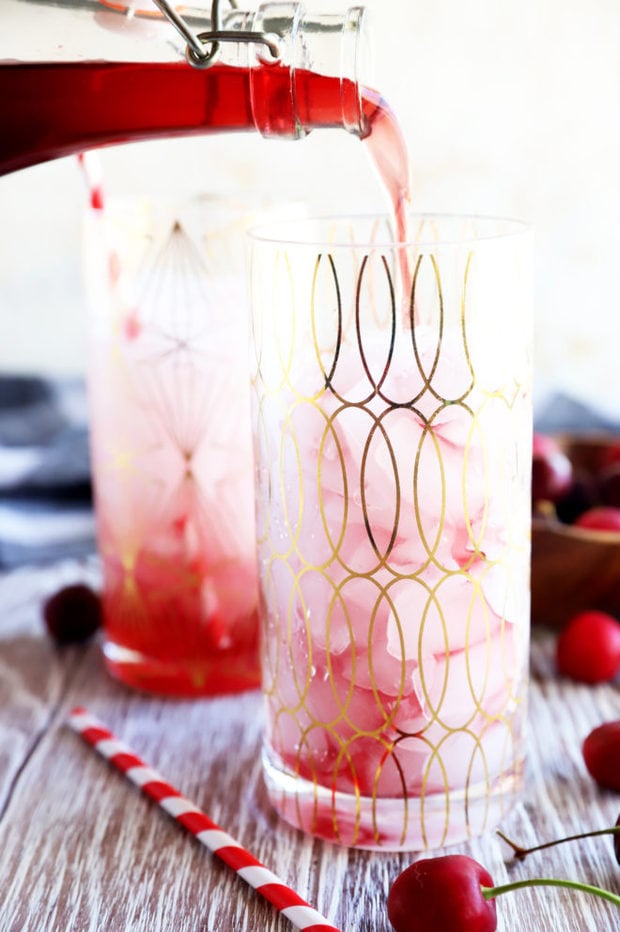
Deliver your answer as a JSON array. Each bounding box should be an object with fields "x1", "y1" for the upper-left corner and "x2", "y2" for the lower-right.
[
  {"x1": 387, "y1": 855, "x2": 497, "y2": 932},
  {"x1": 583, "y1": 721, "x2": 620, "y2": 791},
  {"x1": 387, "y1": 853, "x2": 620, "y2": 927},
  {"x1": 574, "y1": 506, "x2": 620, "y2": 533},
  {"x1": 601, "y1": 441, "x2": 620, "y2": 471},
  {"x1": 556, "y1": 611, "x2": 620, "y2": 683},
  {"x1": 554, "y1": 469, "x2": 599, "y2": 524},
  {"x1": 614, "y1": 814, "x2": 620, "y2": 864},
  {"x1": 43, "y1": 584, "x2": 102, "y2": 645},
  {"x1": 532, "y1": 433, "x2": 573, "y2": 505}
]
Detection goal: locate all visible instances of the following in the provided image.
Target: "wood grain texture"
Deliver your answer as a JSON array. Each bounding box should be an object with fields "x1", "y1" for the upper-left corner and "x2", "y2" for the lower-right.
[
  {"x1": 0, "y1": 559, "x2": 619, "y2": 932},
  {"x1": 531, "y1": 517, "x2": 620, "y2": 627}
]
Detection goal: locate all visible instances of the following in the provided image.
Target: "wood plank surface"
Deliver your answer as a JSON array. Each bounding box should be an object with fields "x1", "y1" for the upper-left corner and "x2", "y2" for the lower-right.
[{"x1": 0, "y1": 557, "x2": 619, "y2": 931}]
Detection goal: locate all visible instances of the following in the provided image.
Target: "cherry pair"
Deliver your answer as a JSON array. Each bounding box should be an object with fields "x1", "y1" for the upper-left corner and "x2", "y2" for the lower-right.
[{"x1": 388, "y1": 818, "x2": 620, "y2": 932}]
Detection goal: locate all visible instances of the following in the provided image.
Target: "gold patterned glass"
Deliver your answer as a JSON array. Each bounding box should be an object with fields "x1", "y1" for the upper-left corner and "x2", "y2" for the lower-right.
[
  {"x1": 83, "y1": 195, "x2": 293, "y2": 697},
  {"x1": 249, "y1": 214, "x2": 533, "y2": 850}
]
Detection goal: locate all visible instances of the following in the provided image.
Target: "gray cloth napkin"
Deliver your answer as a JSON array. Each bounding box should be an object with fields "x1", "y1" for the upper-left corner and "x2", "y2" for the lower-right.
[
  {"x1": 0, "y1": 375, "x2": 96, "y2": 568},
  {"x1": 534, "y1": 393, "x2": 620, "y2": 435}
]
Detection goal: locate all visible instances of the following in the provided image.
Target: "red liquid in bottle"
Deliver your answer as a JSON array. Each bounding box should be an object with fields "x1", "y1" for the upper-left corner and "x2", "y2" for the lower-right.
[
  {"x1": 0, "y1": 61, "x2": 255, "y2": 174},
  {"x1": 0, "y1": 60, "x2": 401, "y2": 174}
]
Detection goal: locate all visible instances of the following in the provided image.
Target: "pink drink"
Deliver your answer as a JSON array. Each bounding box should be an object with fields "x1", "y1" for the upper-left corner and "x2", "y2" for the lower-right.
[
  {"x1": 251, "y1": 214, "x2": 532, "y2": 850},
  {"x1": 85, "y1": 198, "x2": 261, "y2": 695}
]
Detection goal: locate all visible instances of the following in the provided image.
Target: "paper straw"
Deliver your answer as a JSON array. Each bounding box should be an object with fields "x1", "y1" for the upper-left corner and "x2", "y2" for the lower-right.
[
  {"x1": 68, "y1": 707, "x2": 341, "y2": 932},
  {"x1": 77, "y1": 152, "x2": 105, "y2": 211}
]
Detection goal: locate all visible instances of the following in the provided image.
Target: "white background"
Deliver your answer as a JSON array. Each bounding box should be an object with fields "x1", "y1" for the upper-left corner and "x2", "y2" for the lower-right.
[{"x1": 1, "y1": 0, "x2": 619, "y2": 419}]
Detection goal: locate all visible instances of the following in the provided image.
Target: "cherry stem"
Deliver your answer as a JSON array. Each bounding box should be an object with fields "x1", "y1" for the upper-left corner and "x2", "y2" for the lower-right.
[
  {"x1": 497, "y1": 825, "x2": 620, "y2": 861},
  {"x1": 481, "y1": 878, "x2": 620, "y2": 908}
]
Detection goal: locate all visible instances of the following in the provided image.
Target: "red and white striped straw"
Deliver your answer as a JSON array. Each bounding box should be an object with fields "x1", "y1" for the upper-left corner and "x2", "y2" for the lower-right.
[
  {"x1": 77, "y1": 151, "x2": 106, "y2": 211},
  {"x1": 68, "y1": 707, "x2": 341, "y2": 932}
]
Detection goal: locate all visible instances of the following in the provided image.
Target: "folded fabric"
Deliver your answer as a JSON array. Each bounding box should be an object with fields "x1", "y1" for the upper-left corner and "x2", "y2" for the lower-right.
[
  {"x1": 0, "y1": 375, "x2": 96, "y2": 568},
  {"x1": 534, "y1": 392, "x2": 620, "y2": 435}
]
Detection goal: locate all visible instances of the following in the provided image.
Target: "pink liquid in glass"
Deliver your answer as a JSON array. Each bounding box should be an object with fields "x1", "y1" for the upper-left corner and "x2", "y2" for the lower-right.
[
  {"x1": 253, "y1": 134, "x2": 531, "y2": 845},
  {"x1": 84, "y1": 202, "x2": 263, "y2": 696}
]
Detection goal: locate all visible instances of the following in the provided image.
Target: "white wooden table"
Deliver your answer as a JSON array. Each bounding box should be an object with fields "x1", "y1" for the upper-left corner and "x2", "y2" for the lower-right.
[{"x1": 0, "y1": 557, "x2": 619, "y2": 931}]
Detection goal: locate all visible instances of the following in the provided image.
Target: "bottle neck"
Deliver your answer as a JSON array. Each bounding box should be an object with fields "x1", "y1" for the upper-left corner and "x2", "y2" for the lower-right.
[
  {"x1": 155, "y1": 1, "x2": 370, "y2": 139},
  {"x1": 247, "y1": 4, "x2": 369, "y2": 139}
]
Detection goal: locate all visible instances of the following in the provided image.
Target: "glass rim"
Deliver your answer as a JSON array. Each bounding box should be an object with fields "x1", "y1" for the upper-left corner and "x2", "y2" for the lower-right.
[{"x1": 247, "y1": 211, "x2": 532, "y2": 249}]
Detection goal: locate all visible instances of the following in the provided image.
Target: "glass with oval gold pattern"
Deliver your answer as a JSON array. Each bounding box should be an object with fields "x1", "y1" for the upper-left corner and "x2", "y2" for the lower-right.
[{"x1": 249, "y1": 214, "x2": 533, "y2": 850}]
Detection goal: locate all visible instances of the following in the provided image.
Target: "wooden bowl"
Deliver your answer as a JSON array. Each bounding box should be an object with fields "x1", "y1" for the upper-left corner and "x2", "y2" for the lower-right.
[{"x1": 531, "y1": 434, "x2": 620, "y2": 628}]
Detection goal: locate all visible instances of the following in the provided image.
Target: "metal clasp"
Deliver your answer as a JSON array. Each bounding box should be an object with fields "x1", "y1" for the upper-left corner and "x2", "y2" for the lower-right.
[{"x1": 152, "y1": 0, "x2": 281, "y2": 69}]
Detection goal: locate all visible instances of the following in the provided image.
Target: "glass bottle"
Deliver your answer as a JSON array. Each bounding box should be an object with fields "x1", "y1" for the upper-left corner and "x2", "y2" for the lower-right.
[{"x1": 0, "y1": 0, "x2": 370, "y2": 175}]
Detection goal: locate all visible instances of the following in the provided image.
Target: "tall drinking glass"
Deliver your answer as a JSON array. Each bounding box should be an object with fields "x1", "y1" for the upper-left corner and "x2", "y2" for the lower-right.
[
  {"x1": 249, "y1": 214, "x2": 533, "y2": 850},
  {"x1": 84, "y1": 194, "x2": 290, "y2": 696}
]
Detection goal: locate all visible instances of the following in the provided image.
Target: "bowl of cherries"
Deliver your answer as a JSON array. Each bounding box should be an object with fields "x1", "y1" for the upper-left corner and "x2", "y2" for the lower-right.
[{"x1": 531, "y1": 432, "x2": 620, "y2": 627}]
